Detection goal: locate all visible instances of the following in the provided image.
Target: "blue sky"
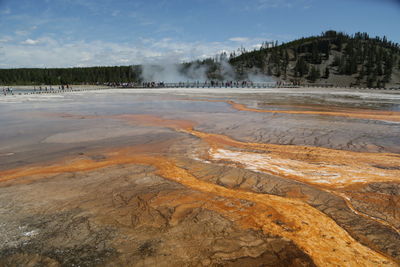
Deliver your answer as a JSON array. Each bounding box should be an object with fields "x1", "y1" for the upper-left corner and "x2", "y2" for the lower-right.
[{"x1": 0, "y1": 0, "x2": 399, "y2": 68}]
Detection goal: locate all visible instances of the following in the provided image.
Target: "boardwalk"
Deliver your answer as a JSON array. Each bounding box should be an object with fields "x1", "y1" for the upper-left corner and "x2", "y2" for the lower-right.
[{"x1": 1, "y1": 82, "x2": 399, "y2": 96}]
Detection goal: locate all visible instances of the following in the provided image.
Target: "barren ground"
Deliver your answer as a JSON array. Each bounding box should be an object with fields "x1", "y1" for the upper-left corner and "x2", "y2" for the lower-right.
[{"x1": 0, "y1": 87, "x2": 399, "y2": 266}]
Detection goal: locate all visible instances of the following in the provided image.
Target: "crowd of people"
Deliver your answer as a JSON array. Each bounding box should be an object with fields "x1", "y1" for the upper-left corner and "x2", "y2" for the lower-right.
[
  {"x1": 32, "y1": 85, "x2": 73, "y2": 92},
  {"x1": 141, "y1": 81, "x2": 273, "y2": 88},
  {"x1": 142, "y1": 82, "x2": 165, "y2": 88},
  {"x1": 104, "y1": 82, "x2": 138, "y2": 87},
  {"x1": 2, "y1": 87, "x2": 13, "y2": 95},
  {"x1": 1, "y1": 81, "x2": 302, "y2": 96},
  {"x1": 92, "y1": 80, "x2": 301, "y2": 88},
  {"x1": 111, "y1": 80, "x2": 304, "y2": 88},
  {"x1": 2, "y1": 85, "x2": 76, "y2": 96},
  {"x1": 140, "y1": 80, "x2": 277, "y2": 88}
]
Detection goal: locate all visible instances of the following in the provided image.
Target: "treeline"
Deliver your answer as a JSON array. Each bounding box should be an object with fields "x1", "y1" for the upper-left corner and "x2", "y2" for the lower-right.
[
  {"x1": 0, "y1": 66, "x2": 141, "y2": 85},
  {"x1": 230, "y1": 30, "x2": 400, "y2": 87}
]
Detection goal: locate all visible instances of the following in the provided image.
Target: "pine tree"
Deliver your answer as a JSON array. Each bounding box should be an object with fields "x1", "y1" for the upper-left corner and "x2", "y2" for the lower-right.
[
  {"x1": 359, "y1": 66, "x2": 365, "y2": 80},
  {"x1": 383, "y1": 53, "x2": 394, "y2": 82},
  {"x1": 308, "y1": 66, "x2": 320, "y2": 82},
  {"x1": 332, "y1": 56, "x2": 341, "y2": 67},
  {"x1": 367, "y1": 76, "x2": 375, "y2": 88},
  {"x1": 338, "y1": 57, "x2": 346, "y2": 74},
  {"x1": 294, "y1": 57, "x2": 309, "y2": 77},
  {"x1": 324, "y1": 67, "x2": 330, "y2": 78},
  {"x1": 267, "y1": 65, "x2": 273, "y2": 76},
  {"x1": 398, "y1": 56, "x2": 400, "y2": 69}
]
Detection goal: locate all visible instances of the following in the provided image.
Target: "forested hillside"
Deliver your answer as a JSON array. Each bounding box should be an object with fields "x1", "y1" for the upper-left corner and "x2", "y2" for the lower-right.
[
  {"x1": 230, "y1": 31, "x2": 400, "y2": 88},
  {"x1": 0, "y1": 66, "x2": 141, "y2": 85}
]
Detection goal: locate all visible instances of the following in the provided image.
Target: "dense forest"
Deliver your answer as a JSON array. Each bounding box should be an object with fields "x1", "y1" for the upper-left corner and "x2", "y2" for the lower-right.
[
  {"x1": 1, "y1": 31, "x2": 400, "y2": 88},
  {"x1": 0, "y1": 66, "x2": 141, "y2": 85},
  {"x1": 229, "y1": 30, "x2": 400, "y2": 88}
]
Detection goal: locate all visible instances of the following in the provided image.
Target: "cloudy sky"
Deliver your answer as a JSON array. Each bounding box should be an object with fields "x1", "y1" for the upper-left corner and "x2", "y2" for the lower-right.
[{"x1": 0, "y1": 0, "x2": 399, "y2": 68}]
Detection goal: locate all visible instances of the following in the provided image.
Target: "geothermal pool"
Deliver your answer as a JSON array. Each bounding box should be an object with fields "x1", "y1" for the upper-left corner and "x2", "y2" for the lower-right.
[{"x1": 0, "y1": 87, "x2": 399, "y2": 266}]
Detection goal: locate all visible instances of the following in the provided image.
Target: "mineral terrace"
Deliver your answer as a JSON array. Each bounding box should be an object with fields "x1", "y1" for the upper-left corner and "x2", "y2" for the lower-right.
[{"x1": 0, "y1": 87, "x2": 399, "y2": 266}]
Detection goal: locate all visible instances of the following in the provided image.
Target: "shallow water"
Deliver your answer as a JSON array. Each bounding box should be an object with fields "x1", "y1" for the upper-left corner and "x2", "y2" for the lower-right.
[{"x1": 1, "y1": 88, "x2": 399, "y2": 158}]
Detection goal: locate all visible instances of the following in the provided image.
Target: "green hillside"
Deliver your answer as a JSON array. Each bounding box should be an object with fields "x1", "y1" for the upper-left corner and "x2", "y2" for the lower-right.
[{"x1": 229, "y1": 30, "x2": 400, "y2": 88}]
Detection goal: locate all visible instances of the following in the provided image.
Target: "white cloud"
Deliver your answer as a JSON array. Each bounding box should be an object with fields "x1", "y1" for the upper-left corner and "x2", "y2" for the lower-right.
[
  {"x1": 229, "y1": 37, "x2": 250, "y2": 42},
  {"x1": 0, "y1": 36, "x2": 13, "y2": 43},
  {"x1": 21, "y1": 39, "x2": 41, "y2": 45},
  {"x1": 0, "y1": 35, "x2": 270, "y2": 68}
]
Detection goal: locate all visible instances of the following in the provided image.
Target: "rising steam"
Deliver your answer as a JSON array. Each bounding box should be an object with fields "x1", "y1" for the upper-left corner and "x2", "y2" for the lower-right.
[{"x1": 140, "y1": 59, "x2": 274, "y2": 83}]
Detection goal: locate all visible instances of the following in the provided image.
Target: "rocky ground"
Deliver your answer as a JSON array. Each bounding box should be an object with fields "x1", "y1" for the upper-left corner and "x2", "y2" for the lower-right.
[{"x1": 0, "y1": 88, "x2": 399, "y2": 266}]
